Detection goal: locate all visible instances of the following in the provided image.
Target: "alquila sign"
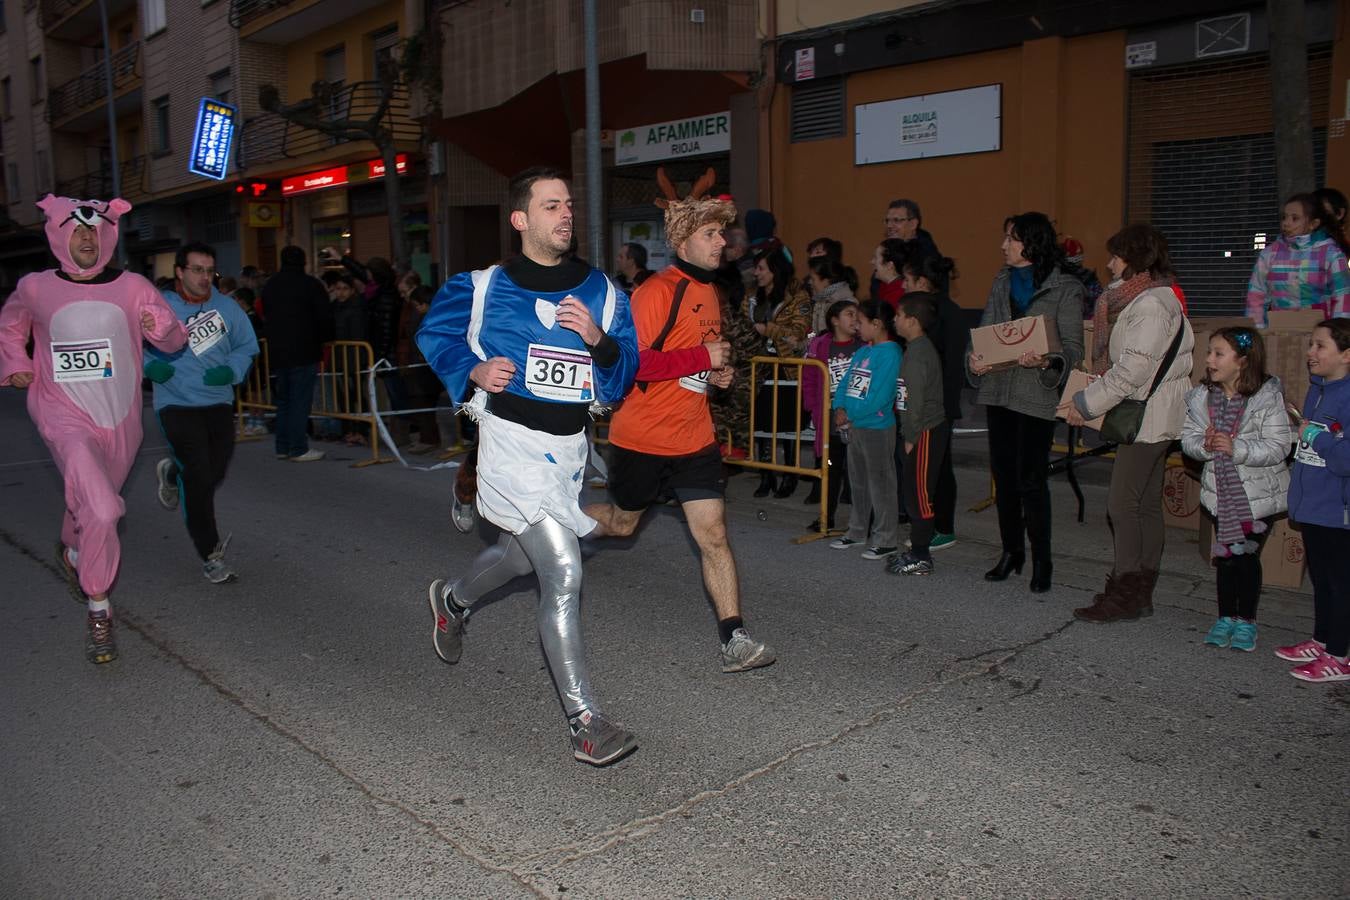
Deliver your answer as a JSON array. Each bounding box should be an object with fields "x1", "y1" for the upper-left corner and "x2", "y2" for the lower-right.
[{"x1": 615, "y1": 112, "x2": 731, "y2": 166}]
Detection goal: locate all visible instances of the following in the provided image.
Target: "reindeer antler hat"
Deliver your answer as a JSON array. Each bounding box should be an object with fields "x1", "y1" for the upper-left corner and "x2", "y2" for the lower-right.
[{"x1": 656, "y1": 167, "x2": 736, "y2": 249}]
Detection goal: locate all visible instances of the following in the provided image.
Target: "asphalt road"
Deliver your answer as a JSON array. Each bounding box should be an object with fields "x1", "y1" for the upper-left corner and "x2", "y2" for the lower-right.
[{"x1": 1, "y1": 390, "x2": 1346, "y2": 899}]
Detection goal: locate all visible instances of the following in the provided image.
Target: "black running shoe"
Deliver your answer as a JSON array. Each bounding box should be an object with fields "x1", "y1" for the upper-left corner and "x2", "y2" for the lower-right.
[{"x1": 86, "y1": 610, "x2": 117, "y2": 664}]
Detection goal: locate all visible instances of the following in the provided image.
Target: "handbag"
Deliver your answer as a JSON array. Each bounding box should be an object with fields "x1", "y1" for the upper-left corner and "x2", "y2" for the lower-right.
[{"x1": 1098, "y1": 319, "x2": 1186, "y2": 445}]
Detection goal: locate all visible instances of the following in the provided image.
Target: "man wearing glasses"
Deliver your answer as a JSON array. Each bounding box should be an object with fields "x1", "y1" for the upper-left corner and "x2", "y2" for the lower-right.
[{"x1": 145, "y1": 242, "x2": 258, "y2": 583}]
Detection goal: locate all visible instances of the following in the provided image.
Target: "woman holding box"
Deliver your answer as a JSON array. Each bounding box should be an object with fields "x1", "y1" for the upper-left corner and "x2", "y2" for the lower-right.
[
  {"x1": 1064, "y1": 224, "x2": 1194, "y2": 622},
  {"x1": 967, "y1": 213, "x2": 1085, "y2": 593}
]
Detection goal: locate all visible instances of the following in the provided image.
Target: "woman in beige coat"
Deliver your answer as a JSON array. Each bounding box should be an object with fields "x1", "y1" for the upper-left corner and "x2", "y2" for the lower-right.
[{"x1": 1064, "y1": 224, "x2": 1195, "y2": 622}]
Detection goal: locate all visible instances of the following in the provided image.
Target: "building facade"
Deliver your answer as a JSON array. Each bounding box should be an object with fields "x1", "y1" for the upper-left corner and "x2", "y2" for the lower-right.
[
  {"x1": 767, "y1": 0, "x2": 1350, "y2": 313},
  {"x1": 423, "y1": 0, "x2": 760, "y2": 274},
  {"x1": 0, "y1": 0, "x2": 422, "y2": 290}
]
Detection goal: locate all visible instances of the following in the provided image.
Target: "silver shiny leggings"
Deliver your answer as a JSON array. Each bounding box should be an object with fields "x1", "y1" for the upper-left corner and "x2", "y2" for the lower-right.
[{"x1": 453, "y1": 516, "x2": 595, "y2": 716}]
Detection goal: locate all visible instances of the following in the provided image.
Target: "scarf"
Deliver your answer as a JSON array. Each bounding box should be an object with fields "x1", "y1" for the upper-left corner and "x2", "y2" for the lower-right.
[
  {"x1": 1090, "y1": 272, "x2": 1154, "y2": 375},
  {"x1": 176, "y1": 278, "x2": 210, "y2": 304},
  {"x1": 1008, "y1": 266, "x2": 1034, "y2": 316},
  {"x1": 1207, "y1": 388, "x2": 1265, "y2": 556}
]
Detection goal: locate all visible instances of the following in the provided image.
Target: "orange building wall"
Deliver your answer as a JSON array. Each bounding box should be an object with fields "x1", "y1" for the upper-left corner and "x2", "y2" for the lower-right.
[{"x1": 764, "y1": 32, "x2": 1131, "y2": 309}]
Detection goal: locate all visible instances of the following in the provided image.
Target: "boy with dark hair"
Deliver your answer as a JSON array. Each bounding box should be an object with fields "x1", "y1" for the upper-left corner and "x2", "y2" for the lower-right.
[{"x1": 886, "y1": 293, "x2": 948, "y2": 576}]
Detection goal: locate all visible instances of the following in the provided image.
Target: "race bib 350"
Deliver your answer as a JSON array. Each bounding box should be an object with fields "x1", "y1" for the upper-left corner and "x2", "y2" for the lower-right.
[{"x1": 51, "y1": 339, "x2": 114, "y2": 382}]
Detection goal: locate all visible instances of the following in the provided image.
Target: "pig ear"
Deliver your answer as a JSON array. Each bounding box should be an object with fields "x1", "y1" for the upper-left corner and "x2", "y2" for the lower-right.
[
  {"x1": 36, "y1": 193, "x2": 59, "y2": 214},
  {"x1": 107, "y1": 198, "x2": 132, "y2": 220}
]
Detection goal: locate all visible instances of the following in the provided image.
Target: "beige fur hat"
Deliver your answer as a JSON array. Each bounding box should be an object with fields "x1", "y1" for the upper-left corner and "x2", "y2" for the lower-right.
[{"x1": 656, "y1": 167, "x2": 736, "y2": 249}]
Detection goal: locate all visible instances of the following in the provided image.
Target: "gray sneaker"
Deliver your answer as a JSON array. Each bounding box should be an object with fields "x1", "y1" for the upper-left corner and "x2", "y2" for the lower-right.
[
  {"x1": 156, "y1": 457, "x2": 179, "y2": 510},
  {"x1": 721, "y1": 627, "x2": 776, "y2": 673},
  {"x1": 569, "y1": 709, "x2": 638, "y2": 766},
  {"x1": 203, "y1": 538, "x2": 237, "y2": 584},
  {"x1": 428, "y1": 579, "x2": 468, "y2": 664},
  {"x1": 450, "y1": 495, "x2": 475, "y2": 534}
]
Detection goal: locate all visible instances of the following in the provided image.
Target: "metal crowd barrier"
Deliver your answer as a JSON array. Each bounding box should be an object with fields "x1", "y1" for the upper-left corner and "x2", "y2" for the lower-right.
[
  {"x1": 234, "y1": 338, "x2": 391, "y2": 467},
  {"x1": 723, "y1": 355, "x2": 834, "y2": 543}
]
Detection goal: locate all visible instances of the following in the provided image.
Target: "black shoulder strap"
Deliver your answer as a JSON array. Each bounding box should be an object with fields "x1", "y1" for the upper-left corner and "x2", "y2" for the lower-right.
[
  {"x1": 636, "y1": 279, "x2": 691, "y2": 393},
  {"x1": 1144, "y1": 316, "x2": 1187, "y2": 401}
]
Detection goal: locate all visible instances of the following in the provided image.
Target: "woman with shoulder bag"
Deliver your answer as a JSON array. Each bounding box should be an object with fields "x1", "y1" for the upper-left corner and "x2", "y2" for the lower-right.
[
  {"x1": 1063, "y1": 223, "x2": 1195, "y2": 622},
  {"x1": 966, "y1": 213, "x2": 1085, "y2": 592}
]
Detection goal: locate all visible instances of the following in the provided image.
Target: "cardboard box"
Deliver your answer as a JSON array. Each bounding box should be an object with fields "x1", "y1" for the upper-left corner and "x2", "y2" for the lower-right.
[
  {"x1": 1198, "y1": 513, "x2": 1306, "y2": 590},
  {"x1": 1263, "y1": 310, "x2": 1321, "y2": 411},
  {"x1": 970, "y1": 315, "x2": 1061, "y2": 372},
  {"x1": 1161, "y1": 463, "x2": 1201, "y2": 530},
  {"x1": 1058, "y1": 369, "x2": 1105, "y2": 430}
]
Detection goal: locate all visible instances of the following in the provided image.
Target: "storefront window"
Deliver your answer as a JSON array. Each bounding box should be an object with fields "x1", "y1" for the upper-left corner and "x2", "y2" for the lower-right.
[{"x1": 313, "y1": 217, "x2": 351, "y2": 270}]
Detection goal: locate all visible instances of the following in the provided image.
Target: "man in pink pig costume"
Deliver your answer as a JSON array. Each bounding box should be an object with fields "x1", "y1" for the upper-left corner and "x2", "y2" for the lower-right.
[{"x1": 0, "y1": 195, "x2": 186, "y2": 664}]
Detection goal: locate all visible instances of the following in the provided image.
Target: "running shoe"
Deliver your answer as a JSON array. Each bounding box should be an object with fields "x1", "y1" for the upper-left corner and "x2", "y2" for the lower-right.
[
  {"x1": 56, "y1": 541, "x2": 83, "y2": 604},
  {"x1": 860, "y1": 545, "x2": 897, "y2": 560},
  {"x1": 290, "y1": 449, "x2": 325, "y2": 462},
  {"x1": 428, "y1": 579, "x2": 467, "y2": 664},
  {"x1": 86, "y1": 610, "x2": 117, "y2": 664},
  {"x1": 1203, "y1": 616, "x2": 1236, "y2": 648},
  {"x1": 829, "y1": 537, "x2": 863, "y2": 550},
  {"x1": 203, "y1": 538, "x2": 237, "y2": 584},
  {"x1": 450, "y1": 495, "x2": 476, "y2": 534},
  {"x1": 886, "y1": 551, "x2": 933, "y2": 576},
  {"x1": 569, "y1": 709, "x2": 638, "y2": 765},
  {"x1": 720, "y1": 627, "x2": 776, "y2": 673},
  {"x1": 1229, "y1": 620, "x2": 1257, "y2": 652},
  {"x1": 1274, "y1": 638, "x2": 1326, "y2": 662},
  {"x1": 929, "y1": 533, "x2": 957, "y2": 551},
  {"x1": 155, "y1": 457, "x2": 179, "y2": 510},
  {"x1": 1289, "y1": 652, "x2": 1350, "y2": 683}
]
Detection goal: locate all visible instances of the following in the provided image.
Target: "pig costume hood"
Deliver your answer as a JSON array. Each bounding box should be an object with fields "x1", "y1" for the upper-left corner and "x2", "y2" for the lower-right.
[{"x1": 37, "y1": 194, "x2": 130, "y2": 277}]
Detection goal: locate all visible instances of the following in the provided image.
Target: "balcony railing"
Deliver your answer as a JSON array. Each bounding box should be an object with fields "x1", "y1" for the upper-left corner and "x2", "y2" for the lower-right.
[
  {"x1": 47, "y1": 42, "x2": 140, "y2": 124},
  {"x1": 228, "y1": 0, "x2": 298, "y2": 30},
  {"x1": 238, "y1": 81, "x2": 421, "y2": 170},
  {"x1": 38, "y1": 0, "x2": 84, "y2": 28},
  {"x1": 55, "y1": 155, "x2": 148, "y2": 203}
]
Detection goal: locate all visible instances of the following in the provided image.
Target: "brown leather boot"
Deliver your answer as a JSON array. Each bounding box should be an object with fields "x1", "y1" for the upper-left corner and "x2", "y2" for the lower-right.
[
  {"x1": 1073, "y1": 572, "x2": 1135, "y2": 623},
  {"x1": 1132, "y1": 568, "x2": 1159, "y2": 618}
]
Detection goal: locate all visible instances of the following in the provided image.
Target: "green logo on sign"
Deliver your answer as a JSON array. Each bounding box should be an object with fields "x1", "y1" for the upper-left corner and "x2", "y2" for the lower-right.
[{"x1": 620, "y1": 131, "x2": 636, "y2": 148}]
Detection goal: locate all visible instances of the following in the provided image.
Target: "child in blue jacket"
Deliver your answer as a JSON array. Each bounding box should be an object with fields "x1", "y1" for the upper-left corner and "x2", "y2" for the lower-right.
[
  {"x1": 1280, "y1": 317, "x2": 1350, "y2": 682},
  {"x1": 829, "y1": 301, "x2": 901, "y2": 559}
]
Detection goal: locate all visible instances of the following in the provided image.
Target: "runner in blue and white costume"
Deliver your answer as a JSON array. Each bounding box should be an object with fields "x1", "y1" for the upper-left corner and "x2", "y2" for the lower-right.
[{"x1": 417, "y1": 167, "x2": 640, "y2": 766}]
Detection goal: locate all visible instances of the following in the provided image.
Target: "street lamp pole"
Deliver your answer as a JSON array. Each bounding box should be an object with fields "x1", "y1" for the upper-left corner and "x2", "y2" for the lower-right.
[{"x1": 97, "y1": 0, "x2": 126, "y2": 265}]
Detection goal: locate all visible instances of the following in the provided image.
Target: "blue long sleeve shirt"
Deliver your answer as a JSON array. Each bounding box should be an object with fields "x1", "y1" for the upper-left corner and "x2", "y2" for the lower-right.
[
  {"x1": 147, "y1": 287, "x2": 259, "y2": 411},
  {"x1": 833, "y1": 341, "x2": 901, "y2": 430},
  {"x1": 1290, "y1": 373, "x2": 1350, "y2": 529}
]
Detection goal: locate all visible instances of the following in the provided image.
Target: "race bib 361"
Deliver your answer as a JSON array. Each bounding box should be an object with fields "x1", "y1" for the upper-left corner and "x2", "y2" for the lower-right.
[{"x1": 525, "y1": 343, "x2": 594, "y2": 403}]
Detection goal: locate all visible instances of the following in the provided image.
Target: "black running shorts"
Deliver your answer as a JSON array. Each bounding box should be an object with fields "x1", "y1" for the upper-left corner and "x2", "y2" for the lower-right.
[{"x1": 606, "y1": 442, "x2": 726, "y2": 511}]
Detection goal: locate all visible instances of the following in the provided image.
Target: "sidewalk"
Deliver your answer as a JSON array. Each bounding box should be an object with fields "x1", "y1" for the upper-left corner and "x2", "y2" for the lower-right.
[{"x1": 723, "y1": 437, "x2": 1315, "y2": 633}]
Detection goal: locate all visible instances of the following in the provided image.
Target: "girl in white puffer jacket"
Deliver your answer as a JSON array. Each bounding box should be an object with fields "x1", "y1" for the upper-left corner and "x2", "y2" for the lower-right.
[{"x1": 1182, "y1": 327, "x2": 1294, "y2": 652}]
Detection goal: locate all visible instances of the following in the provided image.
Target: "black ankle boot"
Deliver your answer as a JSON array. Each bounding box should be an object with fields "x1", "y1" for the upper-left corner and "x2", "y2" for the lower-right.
[
  {"x1": 1029, "y1": 559, "x2": 1053, "y2": 593},
  {"x1": 774, "y1": 473, "x2": 798, "y2": 499},
  {"x1": 754, "y1": 471, "x2": 776, "y2": 498},
  {"x1": 984, "y1": 551, "x2": 1026, "y2": 582}
]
